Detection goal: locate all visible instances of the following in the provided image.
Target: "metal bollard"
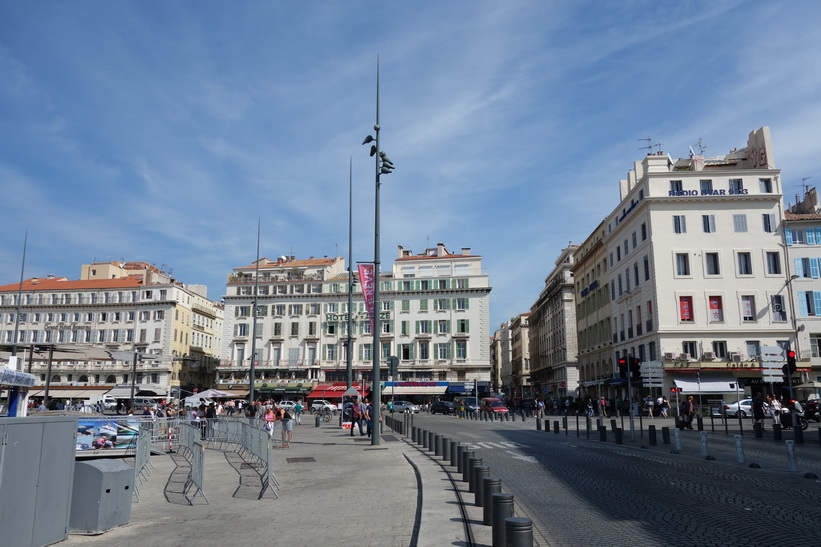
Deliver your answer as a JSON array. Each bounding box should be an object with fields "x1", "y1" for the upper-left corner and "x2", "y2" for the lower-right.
[
  {"x1": 505, "y1": 517, "x2": 534, "y2": 547},
  {"x1": 700, "y1": 431, "x2": 709, "y2": 458},
  {"x1": 434, "y1": 434, "x2": 443, "y2": 456},
  {"x1": 411, "y1": 426, "x2": 417, "y2": 443},
  {"x1": 553, "y1": 421, "x2": 560, "y2": 434},
  {"x1": 661, "y1": 426, "x2": 671, "y2": 445},
  {"x1": 454, "y1": 444, "x2": 464, "y2": 469},
  {"x1": 448, "y1": 440, "x2": 458, "y2": 465},
  {"x1": 536, "y1": 417, "x2": 542, "y2": 431},
  {"x1": 315, "y1": 414, "x2": 321, "y2": 427},
  {"x1": 491, "y1": 493, "x2": 515, "y2": 547},
  {"x1": 754, "y1": 422, "x2": 763, "y2": 438},
  {"x1": 474, "y1": 466, "x2": 490, "y2": 506},
  {"x1": 773, "y1": 423, "x2": 782, "y2": 441},
  {"x1": 734, "y1": 434, "x2": 745, "y2": 464},
  {"x1": 421, "y1": 429, "x2": 429, "y2": 448},
  {"x1": 467, "y1": 457, "x2": 482, "y2": 491},
  {"x1": 462, "y1": 450, "x2": 476, "y2": 482},
  {"x1": 442, "y1": 437, "x2": 451, "y2": 460},
  {"x1": 786, "y1": 440, "x2": 797, "y2": 472},
  {"x1": 610, "y1": 418, "x2": 617, "y2": 432},
  {"x1": 598, "y1": 426, "x2": 607, "y2": 442},
  {"x1": 648, "y1": 425, "x2": 657, "y2": 445},
  {"x1": 696, "y1": 415, "x2": 704, "y2": 431},
  {"x1": 456, "y1": 445, "x2": 466, "y2": 472},
  {"x1": 428, "y1": 431, "x2": 435, "y2": 451},
  {"x1": 795, "y1": 422, "x2": 805, "y2": 444},
  {"x1": 673, "y1": 428, "x2": 682, "y2": 452},
  {"x1": 615, "y1": 428, "x2": 623, "y2": 444},
  {"x1": 482, "y1": 478, "x2": 502, "y2": 525}
]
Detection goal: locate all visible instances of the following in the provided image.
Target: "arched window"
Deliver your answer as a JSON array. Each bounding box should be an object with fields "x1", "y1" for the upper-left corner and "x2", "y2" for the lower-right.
[
  {"x1": 78, "y1": 375, "x2": 89, "y2": 382},
  {"x1": 51, "y1": 375, "x2": 61, "y2": 382},
  {"x1": 106, "y1": 375, "x2": 116, "y2": 383}
]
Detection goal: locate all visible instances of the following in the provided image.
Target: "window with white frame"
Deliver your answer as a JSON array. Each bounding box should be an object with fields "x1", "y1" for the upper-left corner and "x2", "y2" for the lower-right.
[
  {"x1": 702, "y1": 215, "x2": 716, "y2": 233},
  {"x1": 733, "y1": 214, "x2": 748, "y2": 232},
  {"x1": 763, "y1": 214, "x2": 776, "y2": 233},
  {"x1": 675, "y1": 253, "x2": 690, "y2": 276},
  {"x1": 673, "y1": 215, "x2": 686, "y2": 234},
  {"x1": 737, "y1": 252, "x2": 753, "y2": 275},
  {"x1": 766, "y1": 252, "x2": 781, "y2": 275}
]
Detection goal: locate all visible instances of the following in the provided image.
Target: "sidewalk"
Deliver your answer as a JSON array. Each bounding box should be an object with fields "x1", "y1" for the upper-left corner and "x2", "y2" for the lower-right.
[{"x1": 59, "y1": 419, "x2": 470, "y2": 547}]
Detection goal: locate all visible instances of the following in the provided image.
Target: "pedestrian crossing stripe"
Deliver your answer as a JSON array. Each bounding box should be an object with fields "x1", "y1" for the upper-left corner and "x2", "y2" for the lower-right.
[{"x1": 462, "y1": 441, "x2": 530, "y2": 450}]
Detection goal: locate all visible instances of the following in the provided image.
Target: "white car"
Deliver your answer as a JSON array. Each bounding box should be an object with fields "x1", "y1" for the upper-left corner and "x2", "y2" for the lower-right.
[
  {"x1": 724, "y1": 398, "x2": 754, "y2": 418},
  {"x1": 278, "y1": 400, "x2": 297, "y2": 411},
  {"x1": 311, "y1": 400, "x2": 338, "y2": 412}
]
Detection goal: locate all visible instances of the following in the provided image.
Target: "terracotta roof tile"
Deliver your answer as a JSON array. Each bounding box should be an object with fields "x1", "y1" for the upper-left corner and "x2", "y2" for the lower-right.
[{"x1": 0, "y1": 276, "x2": 144, "y2": 293}]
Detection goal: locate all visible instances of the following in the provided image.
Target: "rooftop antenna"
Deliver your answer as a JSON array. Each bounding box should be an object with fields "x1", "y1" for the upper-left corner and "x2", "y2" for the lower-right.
[
  {"x1": 802, "y1": 177, "x2": 812, "y2": 197},
  {"x1": 638, "y1": 137, "x2": 652, "y2": 152},
  {"x1": 654, "y1": 142, "x2": 664, "y2": 154},
  {"x1": 695, "y1": 138, "x2": 707, "y2": 155}
]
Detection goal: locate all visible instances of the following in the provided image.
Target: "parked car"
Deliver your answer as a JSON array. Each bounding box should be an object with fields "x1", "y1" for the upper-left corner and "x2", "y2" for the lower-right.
[
  {"x1": 278, "y1": 400, "x2": 297, "y2": 411},
  {"x1": 724, "y1": 398, "x2": 753, "y2": 418},
  {"x1": 311, "y1": 399, "x2": 338, "y2": 412},
  {"x1": 392, "y1": 400, "x2": 420, "y2": 413},
  {"x1": 430, "y1": 400, "x2": 455, "y2": 415},
  {"x1": 480, "y1": 397, "x2": 509, "y2": 414},
  {"x1": 132, "y1": 397, "x2": 160, "y2": 411}
]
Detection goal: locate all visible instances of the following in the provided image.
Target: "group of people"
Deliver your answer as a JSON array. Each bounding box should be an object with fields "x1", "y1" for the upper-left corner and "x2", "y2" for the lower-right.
[
  {"x1": 344, "y1": 397, "x2": 377, "y2": 437},
  {"x1": 259, "y1": 401, "x2": 303, "y2": 448}
]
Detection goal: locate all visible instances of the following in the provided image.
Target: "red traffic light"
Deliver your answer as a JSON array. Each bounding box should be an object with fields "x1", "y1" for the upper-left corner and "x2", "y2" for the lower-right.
[{"x1": 787, "y1": 350, "x2": 796, "y2": 358}]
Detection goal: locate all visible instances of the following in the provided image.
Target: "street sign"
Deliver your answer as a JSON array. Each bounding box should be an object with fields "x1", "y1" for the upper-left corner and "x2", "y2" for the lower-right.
[{"x1": 760, "y1": 345, "x2": 784, "y2": 362}]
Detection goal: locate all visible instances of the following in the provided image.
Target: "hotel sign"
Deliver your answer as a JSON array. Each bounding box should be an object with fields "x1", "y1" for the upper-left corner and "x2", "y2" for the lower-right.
[
  {"x1": 44, "y1": 322, "x2": 92, "y2": 331},
  {"x1": 669, "y1": 189, "x2": 749, "y2": 196}
]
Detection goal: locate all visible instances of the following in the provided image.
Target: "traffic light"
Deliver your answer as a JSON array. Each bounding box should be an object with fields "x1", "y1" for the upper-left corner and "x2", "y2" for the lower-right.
[
  {"x1": 630, "y1": 357, "x2": 641, "y2": 380},
  {"x1": 618, "y1": 357, "x2": 628, "y2": 379},
  {"x1": 783, "y1": 350, "x2": 797, "y2": 375}
]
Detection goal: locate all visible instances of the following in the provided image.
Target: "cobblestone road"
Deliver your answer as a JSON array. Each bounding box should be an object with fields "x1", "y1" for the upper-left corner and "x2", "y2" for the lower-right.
[{"x1": 410, "y1": 414, "x2": 821, "y2": 546}]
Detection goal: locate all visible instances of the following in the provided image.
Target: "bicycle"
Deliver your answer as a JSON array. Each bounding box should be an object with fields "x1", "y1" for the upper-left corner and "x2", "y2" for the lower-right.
[{"x1": 312, "y1": 406, "x2": 333, "y2": 422}]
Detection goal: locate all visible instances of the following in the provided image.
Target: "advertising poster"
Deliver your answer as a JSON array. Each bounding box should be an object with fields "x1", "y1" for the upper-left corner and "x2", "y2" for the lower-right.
[{"x1": 76, "y1": 418, "x2": 139, "y2": 451}]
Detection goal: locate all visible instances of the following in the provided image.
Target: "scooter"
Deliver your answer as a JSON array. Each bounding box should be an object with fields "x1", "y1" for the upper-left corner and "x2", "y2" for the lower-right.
[
  {"x1": 803, "y1": 399, "x2": 820, "y2": 423},
  {"x1": 780, "y1": 402, "x2": 809, "y2": 430}
]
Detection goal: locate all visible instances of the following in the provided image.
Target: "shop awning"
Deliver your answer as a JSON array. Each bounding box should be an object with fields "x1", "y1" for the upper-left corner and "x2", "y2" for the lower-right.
[
  {"x1": 384, "y1": 383, "x2": 448, "y2": 395},
  {"x1": 307, "y1": 383, "x2": 368, "y2": 399},
  {"x1": 29, "y1": 389, "x2": 102, "y2": 399},
  {"x1": 672, "y1": 374, "x2": 739, "y2": 394}
]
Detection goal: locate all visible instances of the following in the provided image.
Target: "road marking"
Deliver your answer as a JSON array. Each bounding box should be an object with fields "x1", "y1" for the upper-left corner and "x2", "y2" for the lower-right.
[{"x1": 505, "y1": 450, "x2": 538, "y2": 464}]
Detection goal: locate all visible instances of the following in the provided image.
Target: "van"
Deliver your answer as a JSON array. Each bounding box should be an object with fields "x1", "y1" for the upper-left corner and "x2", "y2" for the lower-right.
[
  {"x1": 132, "y1": 397, "x2": 159, "y2": 410},
  {"x1": 100, "y1": 396, "x2": 117, "y2": 411},
  {"x1": 480, "y1": 398, "x2": 509, "y2": 414}
]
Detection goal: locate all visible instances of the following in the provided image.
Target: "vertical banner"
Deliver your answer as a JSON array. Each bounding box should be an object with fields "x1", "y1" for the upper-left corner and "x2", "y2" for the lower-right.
[
  {"x1": 358, "y1": 264, "x2": 376, "y2": 334},
  {"x1": 708, "y1": 296, "x2": 722, "y2": 321},
  {"x1": 679, "y1": 296, "x2": 692, "y2": 321}
]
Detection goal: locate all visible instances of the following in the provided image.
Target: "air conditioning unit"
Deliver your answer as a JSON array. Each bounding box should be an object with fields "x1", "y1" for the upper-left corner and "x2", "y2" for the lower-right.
[
  {"x1": 678, "y1": 353, "x2": 691, "y2": 361},
  {"x1": 731, "y1": 353, "x2": 743, "y2": 362},
  {"x1": 702, "y1": 351, "x2": 716, "y2": 360},
  {"x1": 663, "y1": 352, "x2": 677, "y2": 360}
]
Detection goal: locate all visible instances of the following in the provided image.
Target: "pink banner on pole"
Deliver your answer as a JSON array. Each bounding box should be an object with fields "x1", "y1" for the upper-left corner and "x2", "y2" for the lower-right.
[{"x1": 358, "y1": 264, "x2": 376, "y2": 334}]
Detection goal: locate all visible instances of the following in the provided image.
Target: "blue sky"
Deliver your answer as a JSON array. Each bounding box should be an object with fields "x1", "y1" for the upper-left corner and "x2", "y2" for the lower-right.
[{"x1": 2, "y1": 1, "x2": 821, "y2": 330}]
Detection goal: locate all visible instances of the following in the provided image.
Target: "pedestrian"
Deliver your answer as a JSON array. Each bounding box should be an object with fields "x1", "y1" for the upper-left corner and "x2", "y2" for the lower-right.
[
  {"x1": 458, "y1": 399, "x2": 466, "y2": 419},
  {"x1": 682, "y1": 396, "x2": 695, "y2": 430},
  {"x1": 585, "y1": 397, "x2": 594, "y2": 418},
  {"x1": 599, "y1": 396, "x2": 607, "y2": 417},
  {"x1": 197, "y1": 404, "x2": 208, "y2": 439},
  {"x1": 363, "y1": 398, "x2": 373, "y2": 438},
  {"x1": 660, "y1": 397, "x2": 670, "y2": 418},
  {"x1": 294, "y1": 401, "x2": 303, "y2": 425},
  {"x1": 645, "y1": 397, "x2": 654, "y2": 419},
  {"x1": 767, "y1": 394, "x2": 781, "y2": 425},
  {"x1": 262, "y1": 405, "x2": 277, "y2": 441},
  {"x1": 279, "y1": 404, "x2": 293, "y2": 448},
  {"x1": 752, "y1": 392, "x2": 766, "y2": 425},
  {"x1": 350, "y1": 398, "x2": 365, "y2": 436}
]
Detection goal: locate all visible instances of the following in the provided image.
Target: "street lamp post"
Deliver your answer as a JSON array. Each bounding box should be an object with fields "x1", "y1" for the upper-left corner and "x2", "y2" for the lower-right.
[{"x1": 362, "y1": 58, "x2": 395, "y2": 446}]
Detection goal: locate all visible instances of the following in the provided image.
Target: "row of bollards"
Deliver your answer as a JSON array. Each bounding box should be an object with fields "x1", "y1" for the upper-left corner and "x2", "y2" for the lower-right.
[{"x1": 404, "y1": 421, "x2": 533, "y2": 547}]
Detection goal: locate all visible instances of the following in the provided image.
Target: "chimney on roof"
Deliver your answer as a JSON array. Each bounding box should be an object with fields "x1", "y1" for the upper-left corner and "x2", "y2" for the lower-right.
[
  {"x1": 461, "y1": 247, "x2": 471, "y2": 255},
  {"x1": 437, "y1": 243, "x2": 446, "y2": 256},
  {"x1": 47, "y1": 274, "x2": 55, "y2": 280}
]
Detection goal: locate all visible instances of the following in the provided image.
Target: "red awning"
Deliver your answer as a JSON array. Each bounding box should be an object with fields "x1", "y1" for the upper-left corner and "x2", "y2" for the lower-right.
[{"x1": 306, "y1": 382, "x2": 368, "y2": 399}]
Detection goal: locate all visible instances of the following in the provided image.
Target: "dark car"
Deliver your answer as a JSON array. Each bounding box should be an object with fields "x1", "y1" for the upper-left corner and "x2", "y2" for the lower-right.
[{"x1": 430, "y1": 401, "x2": 455, "y2": 415}]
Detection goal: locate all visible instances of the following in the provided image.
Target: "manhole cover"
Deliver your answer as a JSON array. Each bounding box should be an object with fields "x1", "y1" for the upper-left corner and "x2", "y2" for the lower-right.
[
  {"x1": 286, "y1": 457, "x2": 317, "y2": 463},
  {"x1": 381, "y1": 435, "x2": 399, "y2": 442}
]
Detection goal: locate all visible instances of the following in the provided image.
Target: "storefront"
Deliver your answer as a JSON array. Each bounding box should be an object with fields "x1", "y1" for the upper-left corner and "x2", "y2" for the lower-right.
[
  {"x1": 385, "y1": 381, "x2": 448, "y2": 402},
  {"x1": 256, "y1": 381, "x2": 314, "y2": 400}
]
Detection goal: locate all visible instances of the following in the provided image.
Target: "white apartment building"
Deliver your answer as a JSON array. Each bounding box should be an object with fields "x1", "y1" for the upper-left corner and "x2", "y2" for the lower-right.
[
  {"x1": 783, "y1": 188, "x2": 821, "y2": 397},
  {"x1": 605, "y1": 127, "x2": 794, "y2": 400},
  {"x1": 529, "y1": 245, "x2": 579, "y2": 399},
  {"x1": 219, "y1": 243, "x2": 492, "y2": 400},
  {"x1": 0, "y1": 261, "x2": 223, "y2": 402}
]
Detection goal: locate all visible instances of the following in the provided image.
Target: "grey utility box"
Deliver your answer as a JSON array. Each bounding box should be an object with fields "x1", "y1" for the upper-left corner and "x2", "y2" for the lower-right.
[{"x1": 69, "y1": 459, "x2": 134, "y2": 534}]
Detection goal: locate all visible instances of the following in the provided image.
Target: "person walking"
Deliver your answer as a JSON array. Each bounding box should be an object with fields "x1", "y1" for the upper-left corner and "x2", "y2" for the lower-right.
[
  {"x1": 363, "y1": 399, "x2": 373, "y2": 438},
  {"x1": 660, "y1": 397, "x2": 670, "y2": 418},
  {"x1": 279, "y1": 404, "x2": 293, "y2": 448},
  {"x1": 350, "y1": 398, "x2": 365, "y2": 436},
  {"x1": 262, "y1": 405, "x2": 277, "y2": 442},
  {"x1": 752, "y1": 392, "x2": 766, "y2": 425},
  {"x1": 294, "y1": 401, "x2": 303, "y2": 425},
  {"x1": 682, "y1": 396, "x2": 695, "y2": 430},
  {"x1": 599, "y1": 396, "x2": 608, "y2": 418}
]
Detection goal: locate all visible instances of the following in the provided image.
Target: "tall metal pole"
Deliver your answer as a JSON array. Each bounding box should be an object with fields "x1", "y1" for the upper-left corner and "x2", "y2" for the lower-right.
[
  {"x1": 249, "y1": 219, "x2": 261, "y2": 406},
  {"x1": 11, "y1": 231, "x2": 27, "y2": 360},
  {"x1": 347, "y1": 158, "x2": 354, "y2": 391},
  {"x1": 371, "y1": 59, "x2": 382, "y2": 445}
]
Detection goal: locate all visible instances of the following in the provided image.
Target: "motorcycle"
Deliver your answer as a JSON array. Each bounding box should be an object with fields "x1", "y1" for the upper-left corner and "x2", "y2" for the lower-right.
[
  {"x1": 779, "y1": 401, "x2": 809, "y2": 430},
  {"x1": 804, "y1": 399, "x2": 820, "y2": 423}
]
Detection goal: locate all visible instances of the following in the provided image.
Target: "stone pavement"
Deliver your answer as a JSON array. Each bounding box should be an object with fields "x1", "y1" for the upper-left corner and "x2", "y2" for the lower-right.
[{"x1": 58, "y1": 419, "x2": 477, "y2": 547}]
